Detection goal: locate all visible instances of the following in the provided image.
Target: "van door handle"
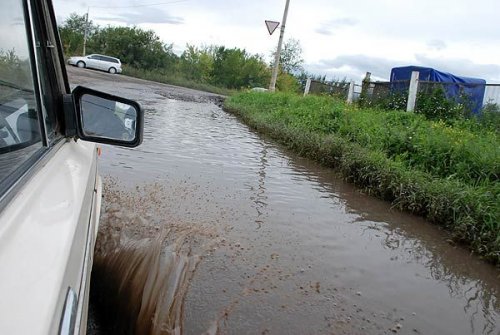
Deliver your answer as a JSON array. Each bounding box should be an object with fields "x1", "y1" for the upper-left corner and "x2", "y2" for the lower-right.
[{"x1": 59, "y1": 287, "x2": 77, "y2": 335}]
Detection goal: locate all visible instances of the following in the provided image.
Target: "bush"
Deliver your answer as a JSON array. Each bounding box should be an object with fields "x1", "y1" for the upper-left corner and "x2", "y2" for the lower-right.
[
  {"x1": 415, "y1": 86, "x2": 468, "y2": 120},
  {"x1": 477, "y1": 103, "x2": 500, "y2": 133}
]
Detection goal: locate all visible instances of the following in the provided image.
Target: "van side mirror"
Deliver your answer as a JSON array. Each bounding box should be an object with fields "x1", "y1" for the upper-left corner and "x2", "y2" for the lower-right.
[{"x1": 70, "y1": 86, "x2": 143, "y2": 147}]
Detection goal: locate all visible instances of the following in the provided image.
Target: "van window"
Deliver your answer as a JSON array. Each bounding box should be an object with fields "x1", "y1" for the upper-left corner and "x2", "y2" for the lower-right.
[{"x1": 0, "y1": 0, "x2": 43, "y2": 184}]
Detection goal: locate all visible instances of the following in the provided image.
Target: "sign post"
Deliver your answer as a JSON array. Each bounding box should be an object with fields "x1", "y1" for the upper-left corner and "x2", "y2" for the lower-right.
[
  {"x1": 269, "y1": 0, "x2": 291, "y2": 92},
  {"x1": 83, "y1": 8, "x2": 89, "y2": 56}
]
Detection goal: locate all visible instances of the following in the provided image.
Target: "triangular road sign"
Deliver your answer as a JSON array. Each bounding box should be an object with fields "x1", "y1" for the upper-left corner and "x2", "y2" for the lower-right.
[{"x1": 265, "y1": 20, "x2": 280, "y2": 35}]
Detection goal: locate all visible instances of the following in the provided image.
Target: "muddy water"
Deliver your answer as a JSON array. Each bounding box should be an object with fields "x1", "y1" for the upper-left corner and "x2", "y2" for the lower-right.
[{"x1": 72, "y1": 70, "x2": 499, "y2": 335}]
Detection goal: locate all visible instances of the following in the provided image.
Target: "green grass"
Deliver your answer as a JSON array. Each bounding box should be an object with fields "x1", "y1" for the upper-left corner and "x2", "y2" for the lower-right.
[
  {"x1": 225, "y1": 92, "x2": 500, "y2": 264},
  {"x1": 122, "y1": 65, "x2": 236, "y2": 96}
]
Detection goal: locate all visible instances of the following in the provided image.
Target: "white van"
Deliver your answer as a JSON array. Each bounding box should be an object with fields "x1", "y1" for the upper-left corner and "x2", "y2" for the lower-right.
[
  {"x1": 0, "y1": 0, "x2": 143, "y2": 334},
  {"x1": 68, "y1": 54, "x2": 122, "y2": 74}
]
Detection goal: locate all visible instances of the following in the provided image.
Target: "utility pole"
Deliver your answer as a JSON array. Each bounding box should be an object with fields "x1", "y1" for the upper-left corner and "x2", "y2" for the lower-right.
[
  {"x1": 82, "y1": 8, "x2": 89, "y2": 56},
  {"x1": 269, "y1": 0, "x2": 290, "y2": 92}
]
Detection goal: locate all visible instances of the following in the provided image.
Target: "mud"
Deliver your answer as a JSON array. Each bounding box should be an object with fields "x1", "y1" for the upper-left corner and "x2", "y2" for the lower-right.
[{"x1": 67, "y1": 67, "x2": 500, "y2": 335}]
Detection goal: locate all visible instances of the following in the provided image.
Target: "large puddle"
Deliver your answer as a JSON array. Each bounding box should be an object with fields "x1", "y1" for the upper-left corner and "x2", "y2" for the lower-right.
[{"x1": 83, "y1": 78, "x2": 499, "y2": 335}]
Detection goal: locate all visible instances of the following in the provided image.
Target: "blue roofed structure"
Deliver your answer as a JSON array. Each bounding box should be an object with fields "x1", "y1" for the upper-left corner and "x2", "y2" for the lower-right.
[{"x1": 390, "y1": 66, "x2": 486, "y2": 114}]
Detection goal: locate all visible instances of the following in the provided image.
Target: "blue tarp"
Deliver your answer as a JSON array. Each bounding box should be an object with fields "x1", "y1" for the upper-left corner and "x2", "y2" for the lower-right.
[{"x1": 390, "y1": 66, "x2": 486, "y2": 114}]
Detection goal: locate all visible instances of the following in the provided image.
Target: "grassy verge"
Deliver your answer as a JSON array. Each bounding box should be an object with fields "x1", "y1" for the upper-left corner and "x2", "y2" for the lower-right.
[
  {"x1": 225, "y1": 92, "x2": 500, "y2": 264},
  {"x1": 122, "y1": 66, "x2": 235, "y2": 96}
]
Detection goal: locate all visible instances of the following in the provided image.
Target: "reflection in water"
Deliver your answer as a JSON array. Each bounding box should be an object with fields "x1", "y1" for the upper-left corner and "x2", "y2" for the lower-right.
[
  {"x1": 92, "y1": 89, "x2": 499, "y2": 334},
  {"x1": 252, "y1": 144, "x2": 269, "y2": 229},
  {"x1": 380, "y1": 225, "x2": 498, "y2": 334},
  {"x1": 302, "y1": 166, "x2": 500, "y2": 334},
  {"x1": 288, "y1": 159, "x2": 500, "y2": 334}
]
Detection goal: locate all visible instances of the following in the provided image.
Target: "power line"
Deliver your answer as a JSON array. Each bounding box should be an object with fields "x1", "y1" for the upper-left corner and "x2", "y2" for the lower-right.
[{"x1": 89, "y1": 0, "x2": 188, "y2": 9}]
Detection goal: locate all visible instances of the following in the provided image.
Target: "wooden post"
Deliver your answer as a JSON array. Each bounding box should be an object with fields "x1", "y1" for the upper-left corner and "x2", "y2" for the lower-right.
[
  {"x1": 406, "y1": 71, "x2": 419, "y2": 112},
  {"x1": 304, "y1": 78, "x2": 311, "y2": 96},
  {"x1": 347, "y1": 81, "x2": 355, "y2": 103}
]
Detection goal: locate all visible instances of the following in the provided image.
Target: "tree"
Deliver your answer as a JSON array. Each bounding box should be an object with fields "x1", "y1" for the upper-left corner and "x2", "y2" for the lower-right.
[
  {"x1": 240, "y1": 54, "x2": 270, "y2": 89},
  {"x1": 59, "y1": 14, "x2": 178, "y2": 70},
  {"x1": 57, "y1": 12, "x2": 274, "y2": 90},
  {"x1": 180, "y1": 45, "x2": 214, "y2": 82},
  {"x1": 211, "y1": 47, "x2": 270, "y2": 89},
  {"x1": 211, "y1": 47, "x2": 247, "y2": 88},
  {"x1": 270, "y1": 38, "x2": 304, "y2": 74},
  {"x1": 58, "y1": 13, "x2": 97, "y2": 55},
  {"x1": 88, "y1": 26, "x2": 177, "y2": 70},
  {"x1": 0, "y1": 49, "x2": 32, "y2": 91},
  {"x1": 276, "y1": 71, "x2": 300, "y2": 92}
]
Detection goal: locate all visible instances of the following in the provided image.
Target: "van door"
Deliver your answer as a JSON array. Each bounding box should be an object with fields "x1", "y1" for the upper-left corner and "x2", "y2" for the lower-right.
[
  {"x1": 86, "y1": 55, "x2": 100, "y2": 70},
  {"x1": 0, "y1": 1, "x2": 98, "y2": 334}
]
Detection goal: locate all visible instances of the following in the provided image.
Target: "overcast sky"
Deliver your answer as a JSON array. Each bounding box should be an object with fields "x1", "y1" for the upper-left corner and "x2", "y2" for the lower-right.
[{"x1": 53, "y1": 0, "x2": 500, "y2": 82}]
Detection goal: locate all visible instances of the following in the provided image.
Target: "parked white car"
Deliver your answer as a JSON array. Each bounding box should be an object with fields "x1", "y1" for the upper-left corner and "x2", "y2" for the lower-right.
[
  {"x1": 68, "y1": 54, "x2": 123, "y2": 74},
  {"x1": 0, "y1": 0, "x2": 142, "y2": 334}
]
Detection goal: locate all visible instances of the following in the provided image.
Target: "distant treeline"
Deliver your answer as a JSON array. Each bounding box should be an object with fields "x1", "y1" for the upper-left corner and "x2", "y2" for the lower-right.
[{"x1": 58, "y1": 13, "x2": 331, "y2": 92}]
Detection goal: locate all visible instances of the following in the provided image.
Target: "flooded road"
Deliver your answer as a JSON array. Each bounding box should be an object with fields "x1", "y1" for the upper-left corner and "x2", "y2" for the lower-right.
[{"x1": 68, "y1": 67, "x2": 499, "y2": 335}]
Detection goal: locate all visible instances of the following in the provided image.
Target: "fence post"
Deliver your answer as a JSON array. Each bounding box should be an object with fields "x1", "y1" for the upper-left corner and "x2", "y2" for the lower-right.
[
  {"x1": 304, "y1": 78, "x2": 311, "y2": 96},
  {"x1": 362, "y1": 72, "x2": 371, "y2": 90},
  {"x1": 406, "y1": 71, "x2": 419, "y2": 112},
  {"x1": 359, "y1": 72, "x2": 371, "y2": 104},
  {"x1": 346, "y1": 81, "x2": 355, "y2": 103}
]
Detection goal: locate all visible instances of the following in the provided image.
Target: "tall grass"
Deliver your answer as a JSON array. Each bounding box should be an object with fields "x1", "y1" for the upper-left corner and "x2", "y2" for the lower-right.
[
  {"x1": 225, "y1": 92, "x2": 500, "y2": 264},
  {"x1": 123, "y1": 65, "x2": 235, "y2": 96}
]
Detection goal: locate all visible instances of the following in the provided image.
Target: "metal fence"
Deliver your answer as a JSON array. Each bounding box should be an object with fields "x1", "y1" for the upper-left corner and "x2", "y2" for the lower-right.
[
  {"x1": 303, "y1": 74, "x2": 500, "y2": 115},
  {"x1": 308, "y1": 80, "x2": 350, "y2": 99},
  {"x1": 483, "y1": 84, "x2": 500, "y2": 105},
  {"x1": 352, "y1": 83, "x2": 362, "y2": 101},
  {"x1": 358, "y1": 80, "x2": 409, "y2": 110},
  {"x1": 358, "y1": 80, "x2": 500, "y2": 114}
]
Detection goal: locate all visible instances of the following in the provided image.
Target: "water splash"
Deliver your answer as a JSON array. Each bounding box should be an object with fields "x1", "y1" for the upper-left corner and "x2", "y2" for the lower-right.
[
  {"x1": 89, "y1": 179, "x2": 222, "y2": 335},
  {"x1": 91, "y1": 232, "x2": 200, "y2": 335}
]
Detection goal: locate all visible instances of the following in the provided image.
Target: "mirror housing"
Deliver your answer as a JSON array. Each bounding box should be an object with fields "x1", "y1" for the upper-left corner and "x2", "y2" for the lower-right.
[{"x1": 70, "y1": 86, "x2": 143, "y2": 147}]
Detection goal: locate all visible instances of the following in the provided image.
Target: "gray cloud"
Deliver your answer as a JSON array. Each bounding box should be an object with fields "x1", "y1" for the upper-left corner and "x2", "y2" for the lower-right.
[
  {"x1": 315, "y1": 28, "x2": 333, "y2": 36},
  {"x1": 96, "y1": 7, "x2": 184, "y2": 25},
  {"x1": 12, "y1": 17, "x2": 24, "y2": 26},
  {"x1": 303, "y1": 63, "x2": 364, "y2": 81},
  {"x1": 56, "y1": 15, "x2": 66, "y2": 25},
  {"x1": 311, "y1": 54, "x2": 406, "y2": 80},
  {"x1": 414, "y1": 54, "x2": 500, "y2": 81},
  {"x1": 315, "y1": 18, "x2": 358, "y2": 36},
  {"x1": 427, "y1": 39, "x2": 446, "y2": 51},
  {"x1": 57, "y1": 0, "x2": 86, "y2": 3}
]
